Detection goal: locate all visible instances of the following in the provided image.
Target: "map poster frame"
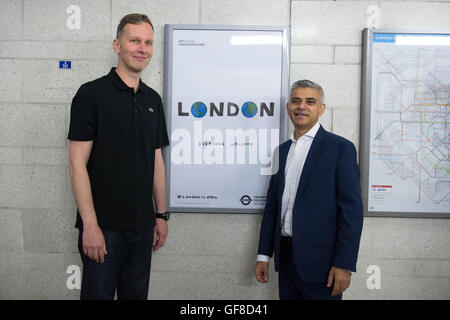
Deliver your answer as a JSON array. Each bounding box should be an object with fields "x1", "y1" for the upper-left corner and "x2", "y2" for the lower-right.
[
  {"x1": 360, "y1": 28, "x2": 450, "y2": 218},
  {"x1": 163, "y1": 24, "x2": 290, "y2": 214}
]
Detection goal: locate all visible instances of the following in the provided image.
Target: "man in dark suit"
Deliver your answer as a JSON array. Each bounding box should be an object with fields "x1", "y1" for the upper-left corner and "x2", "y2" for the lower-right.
[{"x1": 254, "y1": 80, "x2": 363, "y2": 300}]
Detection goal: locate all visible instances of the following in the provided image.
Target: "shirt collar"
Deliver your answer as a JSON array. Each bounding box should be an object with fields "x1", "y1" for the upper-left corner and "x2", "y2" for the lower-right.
[
  {"x1": 107, "y1": 67, "x2": 146, "y2": 94},
  {"x1": 290, "y1": 122, "x2": 321, "y2": 142}
]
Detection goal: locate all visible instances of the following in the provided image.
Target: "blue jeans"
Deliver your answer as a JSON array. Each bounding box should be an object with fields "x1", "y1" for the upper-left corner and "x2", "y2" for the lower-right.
[{"x1": 78, "y1": 226, "x2": 154, "y2": 300}]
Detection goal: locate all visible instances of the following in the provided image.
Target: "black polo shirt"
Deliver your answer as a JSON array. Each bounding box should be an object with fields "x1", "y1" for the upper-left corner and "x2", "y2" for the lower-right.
[{"x1": 68, "y1": 67, "x2": 169, "y2": 231}]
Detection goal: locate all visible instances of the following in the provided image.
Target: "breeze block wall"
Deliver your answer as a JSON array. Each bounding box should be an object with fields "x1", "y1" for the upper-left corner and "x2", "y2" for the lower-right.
[{"x1": 0, "y1": 0, "x2": 449, "y2": 299}]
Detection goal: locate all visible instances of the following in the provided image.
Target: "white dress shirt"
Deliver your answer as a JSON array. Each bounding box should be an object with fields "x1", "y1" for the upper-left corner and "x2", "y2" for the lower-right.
[{"x1": 257, "y1": 122, "x2": 321, "y2": 263}]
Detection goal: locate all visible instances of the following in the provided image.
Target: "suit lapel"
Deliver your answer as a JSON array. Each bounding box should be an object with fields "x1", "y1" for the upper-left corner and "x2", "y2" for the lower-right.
[{"x1": 297, "y1": 125, "x2": 327, "y2": 195}]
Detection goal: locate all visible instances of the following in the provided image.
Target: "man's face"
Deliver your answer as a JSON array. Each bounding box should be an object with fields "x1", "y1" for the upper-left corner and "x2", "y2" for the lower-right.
[
  {"x1": 114, "y1": 22, "x2": 154, "y2": 73},
  {"x1": 286, "y1": 87, "x2": 325, "y2": 133}
]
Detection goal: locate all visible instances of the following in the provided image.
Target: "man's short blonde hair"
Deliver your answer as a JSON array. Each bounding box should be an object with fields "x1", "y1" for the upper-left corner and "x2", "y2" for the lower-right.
[{"x1": 116, "y1": 13, "x2": 154, "y2": 39}]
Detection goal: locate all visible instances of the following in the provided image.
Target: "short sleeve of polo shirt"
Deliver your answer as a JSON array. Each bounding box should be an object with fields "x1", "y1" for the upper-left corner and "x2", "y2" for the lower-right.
[
  {"x1": 154, "y1": 94, "x2": 169, "y2": 149},
  {"x1": 68, "y1": 84, "x2": 97, "y2": 141}
]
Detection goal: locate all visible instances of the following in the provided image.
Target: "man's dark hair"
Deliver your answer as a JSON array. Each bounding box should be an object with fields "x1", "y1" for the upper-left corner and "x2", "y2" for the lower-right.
[
  {"x1": 116, "y1": 13, "x2": 154, "y2": 39},
  {"x1": 290, "y1": 80, "x2": 325, "y2": 105}
]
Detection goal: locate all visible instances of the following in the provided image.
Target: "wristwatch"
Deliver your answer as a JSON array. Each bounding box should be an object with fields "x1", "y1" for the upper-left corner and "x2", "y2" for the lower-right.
[{"x1": 156, "y1": 211, "x2": 170, "y2": 221}]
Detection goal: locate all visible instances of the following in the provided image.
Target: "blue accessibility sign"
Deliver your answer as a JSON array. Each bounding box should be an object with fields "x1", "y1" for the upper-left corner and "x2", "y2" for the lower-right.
[{"x1": 59, "y1": 61, "x2": 72, "y2": 69}]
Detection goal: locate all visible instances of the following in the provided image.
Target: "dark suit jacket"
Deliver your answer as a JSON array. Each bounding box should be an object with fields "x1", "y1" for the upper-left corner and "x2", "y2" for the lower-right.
[{"x1": 257, "y1": 125, "x2": 364, "y2": 283}]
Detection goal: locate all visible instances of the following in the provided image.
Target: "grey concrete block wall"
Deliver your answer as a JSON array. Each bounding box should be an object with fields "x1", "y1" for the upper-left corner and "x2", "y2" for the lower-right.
[
  {"x1": 23, "y1": 0, "x2": 111, "y2": 41},
  {"x1": 0, "y1": 0, "x2": 22, "y2": 41},
  {"x1": 0, "y1": 0, "x2": 449, "y2": 300}
]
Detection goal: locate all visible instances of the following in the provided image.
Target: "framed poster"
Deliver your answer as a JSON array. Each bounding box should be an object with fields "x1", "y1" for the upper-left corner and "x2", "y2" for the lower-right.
[
  {"x1": 360, "y1": 28, "x2": 450, "y2": 218},
  {"x1": 163, "y1": 24, "x2": 290, "y2": 213}
]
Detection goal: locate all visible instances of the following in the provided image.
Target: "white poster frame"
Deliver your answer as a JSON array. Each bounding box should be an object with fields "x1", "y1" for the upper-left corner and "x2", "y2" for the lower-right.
[
  {"x1": 163, "y1": 24, "x2": 290, "y2": 213},
  {"x1": 360, "y1": 28, "x2": 450, "y2": 218}
]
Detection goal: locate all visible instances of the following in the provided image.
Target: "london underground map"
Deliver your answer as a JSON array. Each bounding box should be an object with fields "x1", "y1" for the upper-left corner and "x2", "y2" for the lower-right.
[{"x1": 368, "y1": 33, "x2": 450, "y2": 213}]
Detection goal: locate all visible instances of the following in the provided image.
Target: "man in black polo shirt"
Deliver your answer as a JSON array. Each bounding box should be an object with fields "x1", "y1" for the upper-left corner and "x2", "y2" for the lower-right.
[{"x1": 68, "y1": 13, "x2": 169, "y2": 300}]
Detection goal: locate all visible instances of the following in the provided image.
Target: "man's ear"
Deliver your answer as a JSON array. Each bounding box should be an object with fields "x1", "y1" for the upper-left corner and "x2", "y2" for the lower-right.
[
  {"x1": 319, "y1": 104, "x2": 326, "y2": 116},
  {"x1": 113, "y1": 38, "x2": 120, "y2": 54}
]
